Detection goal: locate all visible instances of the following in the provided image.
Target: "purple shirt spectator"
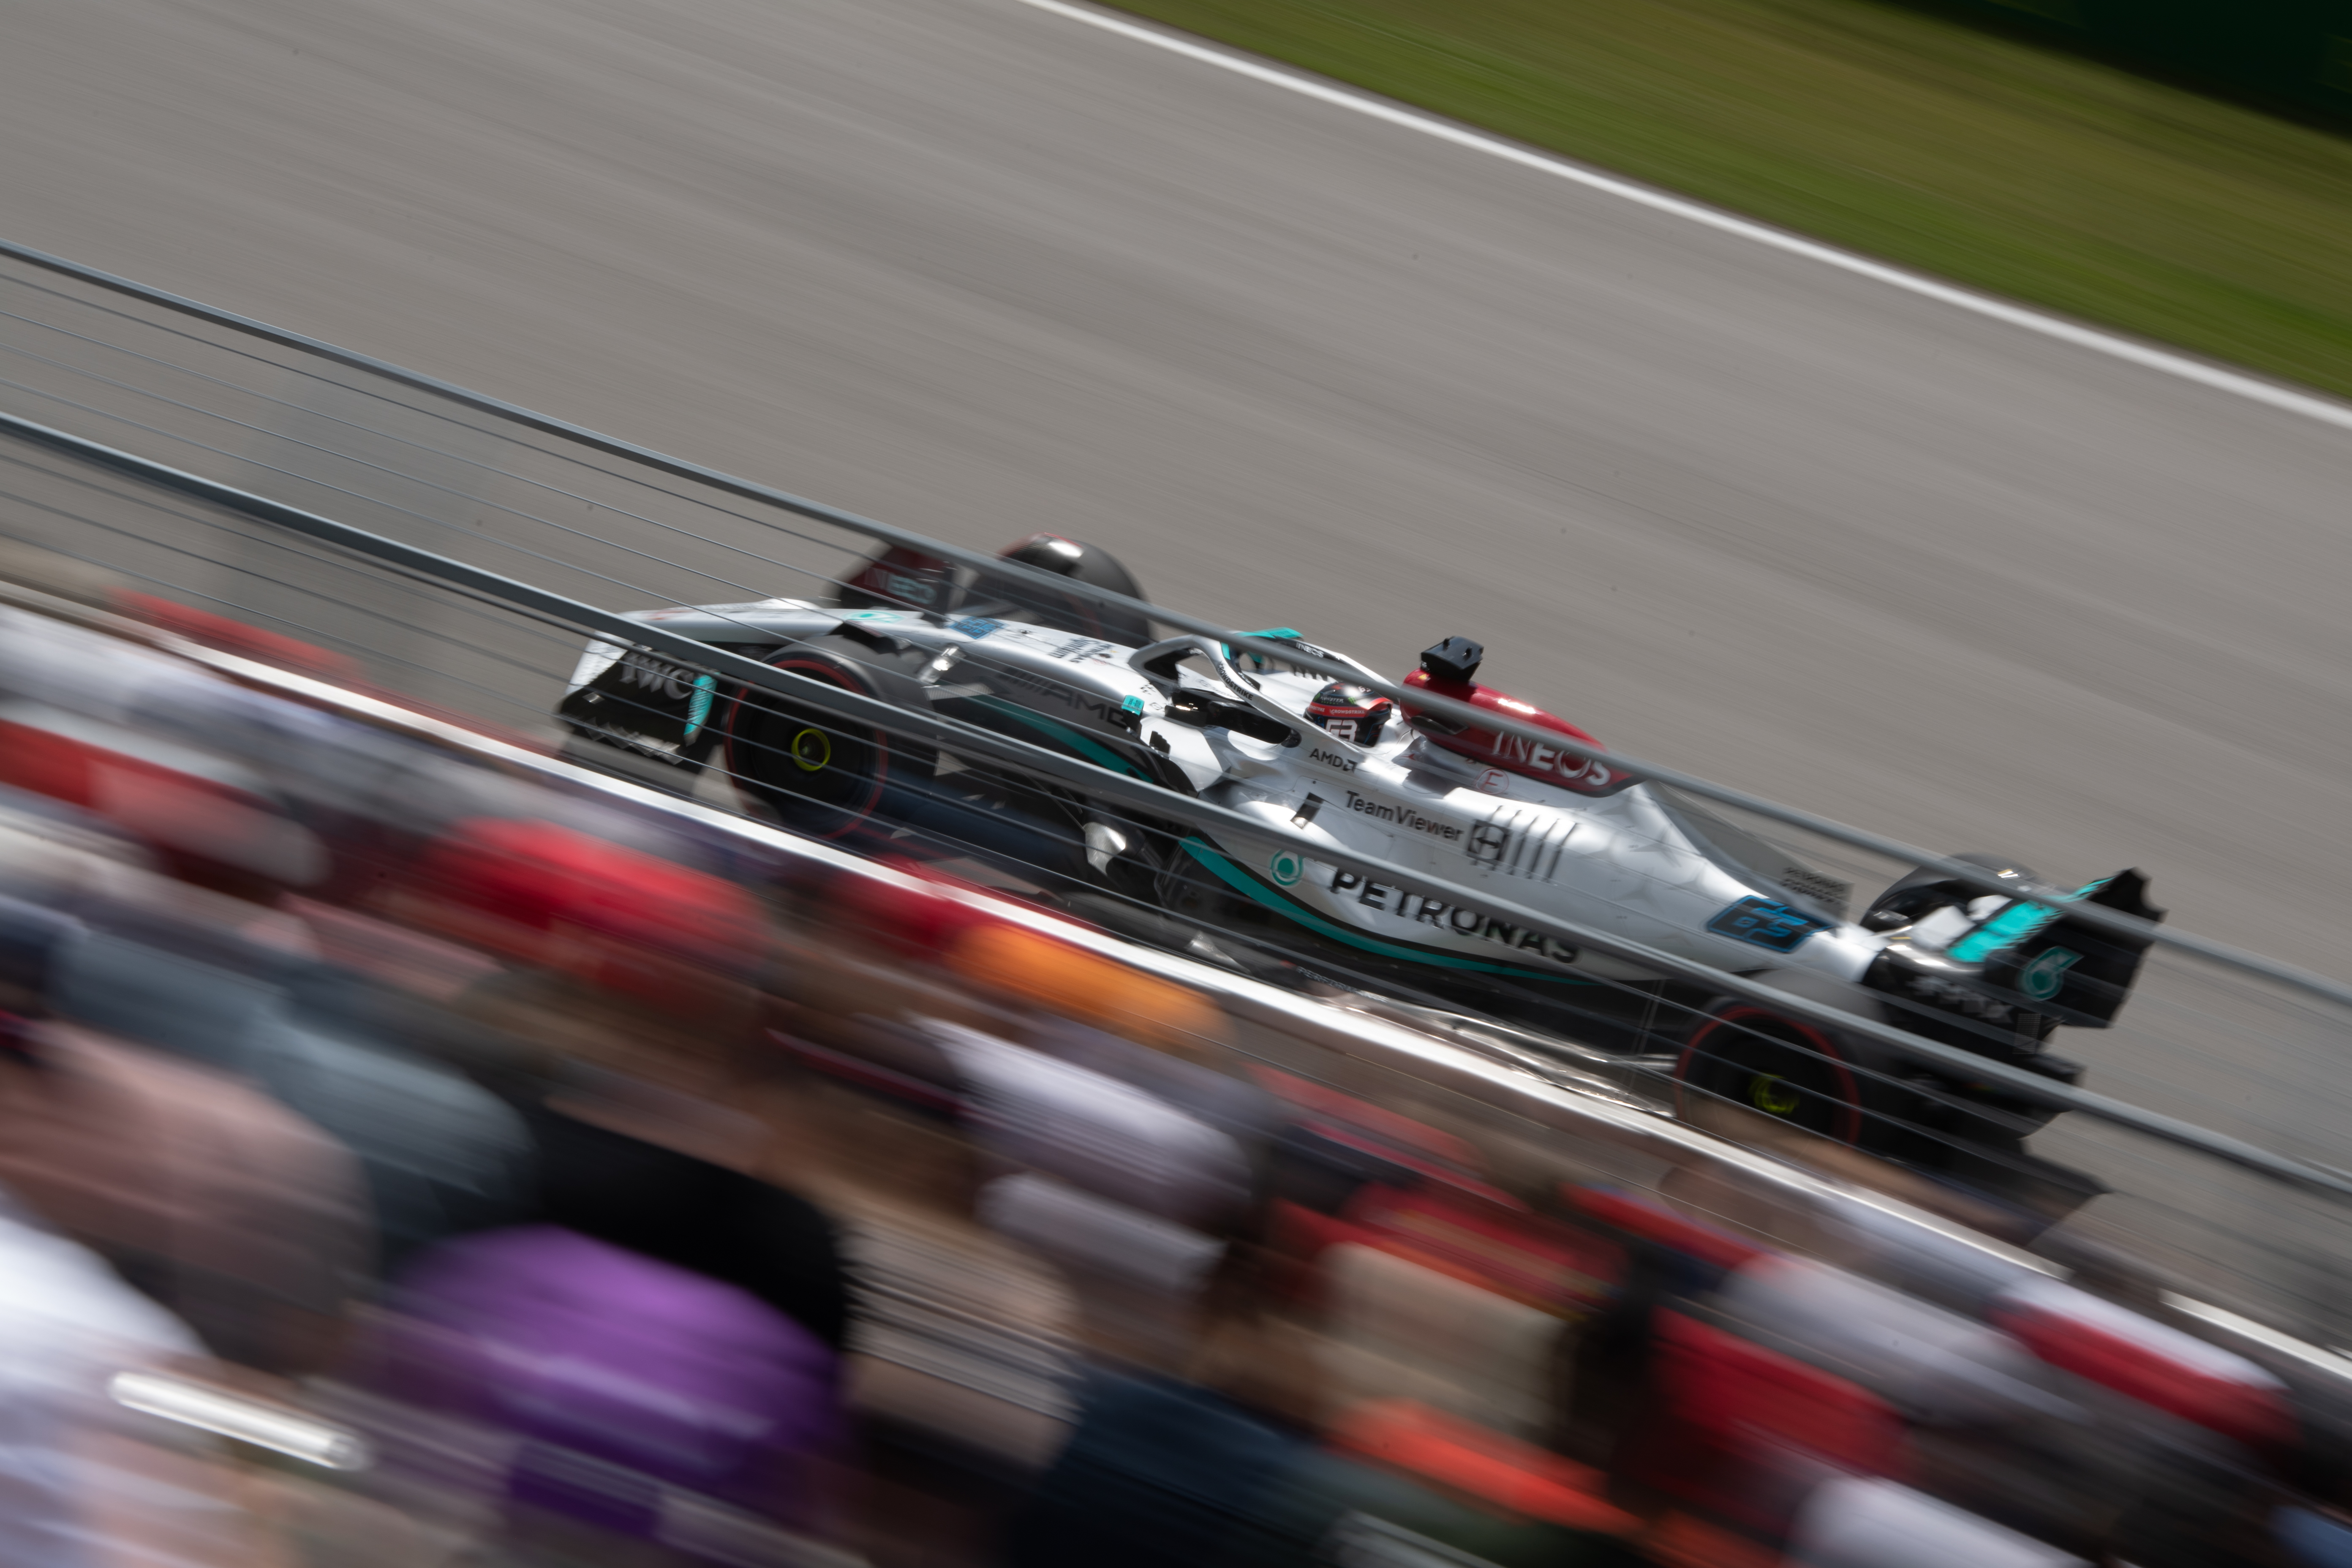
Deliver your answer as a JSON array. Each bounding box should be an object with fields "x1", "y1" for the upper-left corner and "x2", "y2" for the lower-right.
[{"x1": 379, "y1": 1225, "x2": 840, "y2": 1541}]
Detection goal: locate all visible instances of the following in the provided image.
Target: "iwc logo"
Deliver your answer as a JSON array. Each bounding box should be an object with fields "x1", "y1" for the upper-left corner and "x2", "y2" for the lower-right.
[{"x1": 1269, "y1": 850, "x2": 1304, "y2": 886}]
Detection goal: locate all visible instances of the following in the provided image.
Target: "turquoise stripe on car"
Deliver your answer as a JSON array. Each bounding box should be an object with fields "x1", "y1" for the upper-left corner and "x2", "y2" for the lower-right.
[
  {"x1": 1946, "y1": 875, "x2": 2111, "y2": 964},
  {"x1": 1179, "y1": 838, "x2": 1592, "y2": 983},
  {"x1": 971, "y1": 697, "x2": 1146, "y2": 779}
]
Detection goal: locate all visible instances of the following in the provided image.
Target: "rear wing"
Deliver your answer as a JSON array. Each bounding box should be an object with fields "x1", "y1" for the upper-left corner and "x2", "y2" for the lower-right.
[{"x1": 1952, "y1": 869, "x2": 2165, "y2": 1028}]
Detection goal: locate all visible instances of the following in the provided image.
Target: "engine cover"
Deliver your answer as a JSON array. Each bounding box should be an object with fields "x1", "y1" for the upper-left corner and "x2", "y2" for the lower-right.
[{"x1": 1401, "y1": 667, "x2": 1632, "y2": 797}]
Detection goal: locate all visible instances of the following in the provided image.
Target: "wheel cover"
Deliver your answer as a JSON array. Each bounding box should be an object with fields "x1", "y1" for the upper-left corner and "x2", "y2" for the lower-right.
[
  {"x1": 1747, "y1": 1073, "x2": 1802, "y2": 1116},
  {"x1": 789, "y1": 727, "x2": 833, "y2": 773}
]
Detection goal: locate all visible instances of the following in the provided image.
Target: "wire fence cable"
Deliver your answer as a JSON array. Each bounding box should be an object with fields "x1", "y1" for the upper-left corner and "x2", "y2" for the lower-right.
[
  {"x1": 8, "y1": 406, "x2": 2351, "y2": 1206},
  {"x1": 0, "y1": 234, "x2": 2338, "y2": 1018}
]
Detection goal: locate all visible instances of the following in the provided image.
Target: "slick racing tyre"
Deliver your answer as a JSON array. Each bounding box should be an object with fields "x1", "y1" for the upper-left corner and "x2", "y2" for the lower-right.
[
  {"x1": 724, "y1": 642, "x2": 929, "y2": 841},
  {"x1": 1676, "y1": 1004, "x2": 1866, "y2": 1145},
  {"x1": 1673, "y1": 969, "x2": 1928, "y2": 1157}
]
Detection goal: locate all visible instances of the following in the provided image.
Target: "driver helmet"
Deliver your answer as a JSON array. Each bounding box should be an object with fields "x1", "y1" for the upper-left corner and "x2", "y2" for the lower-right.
[{"x1": 1307, "y1": 682, "x2": 1395, "y2": 746}]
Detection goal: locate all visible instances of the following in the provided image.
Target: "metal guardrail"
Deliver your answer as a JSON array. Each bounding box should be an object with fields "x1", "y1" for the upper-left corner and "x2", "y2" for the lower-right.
[
  {"x1": 16, "y1": 405, "x2": 2347, "y2": 1205},
  {"x1": 5, "y1": 240, "x2": 2352, "y2": 1340},
  {"x1": 0, "y1": 235, "x2": 2339, "y2": 1014}
]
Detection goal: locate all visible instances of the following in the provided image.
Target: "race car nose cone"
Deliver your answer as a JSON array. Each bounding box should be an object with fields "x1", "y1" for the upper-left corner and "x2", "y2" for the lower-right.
[{"x1": 1420, "y1": 637, "x2": 1484, "y2": 685}]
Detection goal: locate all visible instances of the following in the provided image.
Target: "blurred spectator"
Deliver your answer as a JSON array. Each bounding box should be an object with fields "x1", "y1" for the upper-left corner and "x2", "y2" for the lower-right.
[
  {"x1": 1991, "y1": 1277, "x2": 2296, "y2": 1457},
  {"x1": 2103, "y1": 1431, "x2": 2289, "y2": 1568},
  {"x1": 1313, "y1": 1399, "x2": 1639, "y2": 1562},
  {"x1": 767, "y1": 1018, "x2": 1082, "y2": 1564},
  {"x1": 1024, "y1": 1012, "x2": 1277, "y2": 1166},
  {"x1": 2278, "y1": 1499, "x2": 2352, "y2": 1567},
  {"x1": 1718, "y1": 1255, "x2": 2062, "y2": 1428},
  {"x1": 495, "y1": 1026, "x2": 851, "y2": 1353},
  {"x1": 1617, "y1": 1307, "x2": 1914, "y2": 1540},
  {"x1": 369, "y1": 1224, "x2": 840, "y2": 1560},
  {"x1": 52, "y1": 904, "x2": 534, "y2": 1277},
  {"x1": 0, "y1": 715, "x2": 536, "y2": 1275},
  {"x1": 1787, "y1": 1477, "x2": 2091, "y2": 1567},
  {"x1": 1004, "y1": 1018, "x2": 1275, "y2": 1367},
  {"x1": 0, "y1": 782, "x2": 155, "y2": 906},
  {"x1": 1316, "y1": 1242, "x2": 1568, "y2": 1442},
  {"x1": 0, "y1": 587, "x2": 2338, "y2": 1568},
  {"x1": 1002, "y1": 1367, "x2": 1309, "y2": 1568},
  {"x1": 816, "y1": 1010, "x2": 1256, "y2": 1374},
  {"x1": 434, "y1": 820, "x2": 852, "y2": 1352},
  {"x1": 1007, "y1": 1263, "x2": 1639, "y2": 1568},
  {"x1": 0, "y1": 1186, "x2": 283, "y2": 1568},
  {"x1": 942, "y1": 921, "x2": 1228, "y2": 1063},
  {"x1": 0, "y1": 893, "x2": 369, "y2": 1372},
  {"x1": 977, "y1": 1173, "x2": 1224, "y2": 1370},
  {"x1": 920, "y1": 1017, "x2": 1250, "y2": 1231},
  {"x1": 413, "y1": 817, "x2": 771, "y2": 1017},
  {"x1": 0, "y1": 699, "x2": 329, "y2": 931}
]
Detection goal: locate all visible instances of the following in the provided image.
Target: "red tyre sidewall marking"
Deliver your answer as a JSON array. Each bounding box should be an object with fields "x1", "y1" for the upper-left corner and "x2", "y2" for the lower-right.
[
  {"x1": 721, "y1": 657, "x2": 889, "y2": 841},
  {"x1": 1674, "y1": 1005, "x2": 1863, "y2": 1146}
]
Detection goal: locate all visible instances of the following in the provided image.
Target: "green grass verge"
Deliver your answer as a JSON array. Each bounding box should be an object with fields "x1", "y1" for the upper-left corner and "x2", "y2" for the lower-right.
[{"x1": 1112, "y1": 0, "x2": 2352, "y2": 400}]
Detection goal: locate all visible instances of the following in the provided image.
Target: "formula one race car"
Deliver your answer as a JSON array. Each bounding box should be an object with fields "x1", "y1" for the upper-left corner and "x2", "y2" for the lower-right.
[{"x1": 558, "y1": 536, "x2": 2161, "y2": 1190}]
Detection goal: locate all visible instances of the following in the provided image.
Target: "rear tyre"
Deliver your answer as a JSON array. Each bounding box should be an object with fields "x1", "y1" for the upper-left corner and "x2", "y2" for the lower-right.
[
  {"x1": 966, "y1": 536, "x2": 1154, "y2": 645},
  {"x1": 1676, "y1": 1005, "x2": 1865, "y2": 1145}
]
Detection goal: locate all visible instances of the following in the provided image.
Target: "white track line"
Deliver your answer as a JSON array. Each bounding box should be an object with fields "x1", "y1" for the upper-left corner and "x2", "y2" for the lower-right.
[{"x1": 1011, "y1": 0, "x2": 2352, "y2": 436}]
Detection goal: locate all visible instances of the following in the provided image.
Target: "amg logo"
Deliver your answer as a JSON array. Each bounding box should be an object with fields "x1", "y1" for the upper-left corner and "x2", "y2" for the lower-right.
[
  {"x1": 1345, "y1": 791, "x2": 1463, "y2": 842},
  {"x1": 991, "y1": 664, "x2": 1135, "y2": 727},
  {"x1": 1329, "y1": 871, "x2": 1577, "y2": 964}
]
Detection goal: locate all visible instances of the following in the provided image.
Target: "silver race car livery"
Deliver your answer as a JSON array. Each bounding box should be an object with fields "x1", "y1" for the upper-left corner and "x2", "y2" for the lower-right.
[{"x1": 557, "y1": 536, "x2": 2160, "y2": 1185}]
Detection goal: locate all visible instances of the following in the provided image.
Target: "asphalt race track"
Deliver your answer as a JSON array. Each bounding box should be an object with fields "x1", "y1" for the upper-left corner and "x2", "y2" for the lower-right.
[{"x1": 6, "y1": 0, "x2": 2352, "y2": 1322}]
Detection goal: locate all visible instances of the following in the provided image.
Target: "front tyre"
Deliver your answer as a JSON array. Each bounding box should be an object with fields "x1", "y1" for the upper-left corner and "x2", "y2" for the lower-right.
[{"x1": 724, "y1": 647, "x2": 921, "y2": 841}]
